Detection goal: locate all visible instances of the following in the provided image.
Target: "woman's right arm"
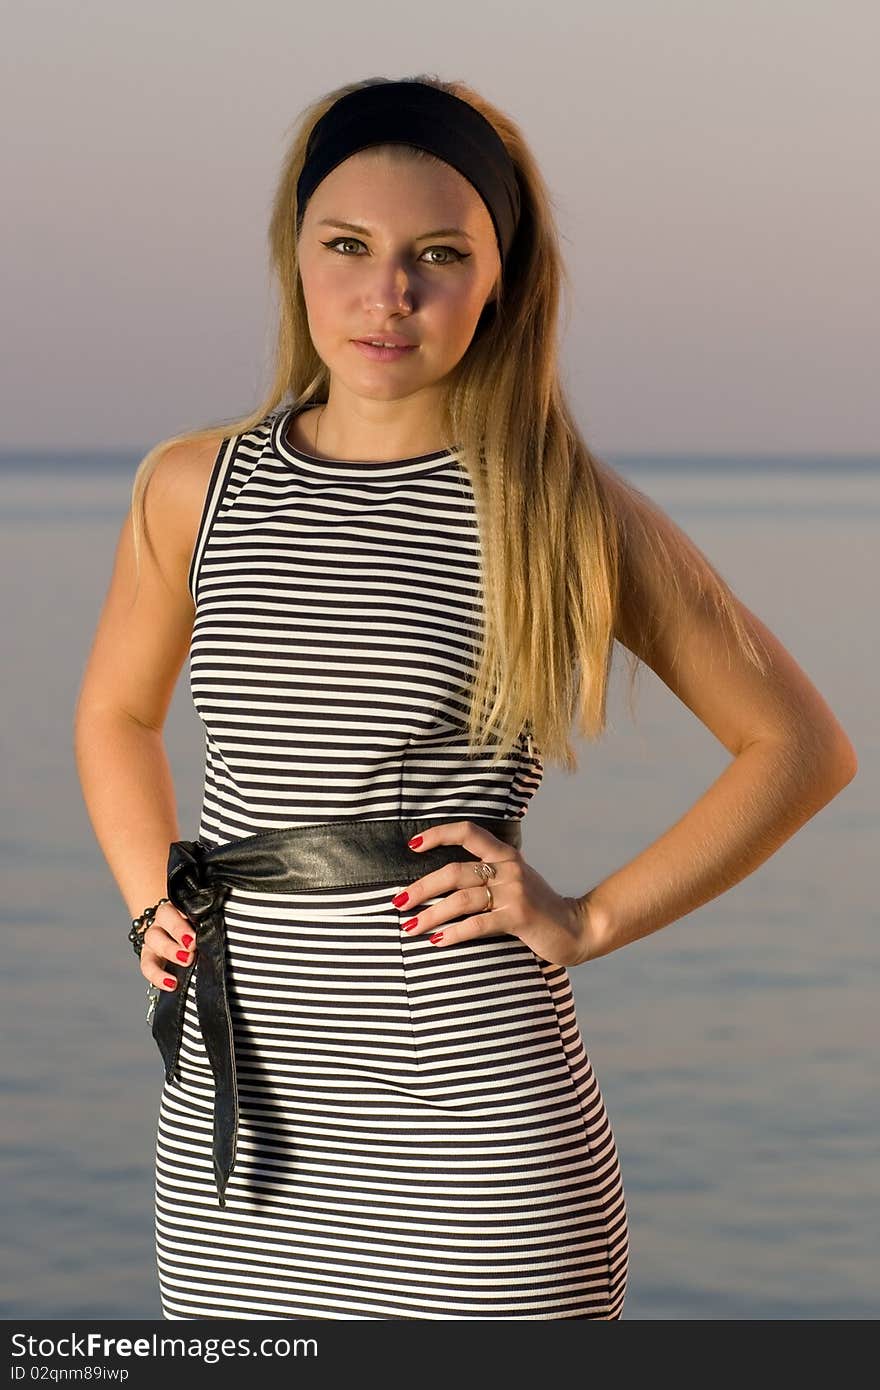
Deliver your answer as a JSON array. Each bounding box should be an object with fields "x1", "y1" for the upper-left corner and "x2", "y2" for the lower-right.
[{"x1": 73, "y1": 436, "x2": 221, "y2": 993}]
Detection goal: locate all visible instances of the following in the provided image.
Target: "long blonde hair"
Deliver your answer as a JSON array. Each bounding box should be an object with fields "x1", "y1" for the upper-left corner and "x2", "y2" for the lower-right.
[{"x1": 129, "y1": 72, "x2": 768, "y2": 771}]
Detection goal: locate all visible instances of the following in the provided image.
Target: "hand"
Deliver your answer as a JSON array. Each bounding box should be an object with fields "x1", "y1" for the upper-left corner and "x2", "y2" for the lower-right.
[
  {"x1": 139, "y1": 901, "x2": 198, "y2": 991},
  {"x1": 395, "y1": 820, "x2": 592, "y2": 968}
]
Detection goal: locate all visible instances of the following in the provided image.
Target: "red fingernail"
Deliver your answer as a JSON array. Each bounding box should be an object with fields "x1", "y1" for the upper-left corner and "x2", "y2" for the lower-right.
[
  {"x1": 163, "y1": 977, "x2": 176, "y2": 988},
  {"x1": 408, "y1": 835, "x2": 423, "y2": 848},
  {"x1": 402, "y1": 917, "x2": 418, "y2": 931},
  {"x1": 181, "y1": 934, "x2": 193, "y2": 947},
  {"x1": 176, "y1": 950, "x2": 189, "y2": 962},
  {"x1": 392, "y1": 891, "x2": 409, "y2": 907},
  {"x1": 429, "y1": 932, "x2": 444, "y2": 944}
]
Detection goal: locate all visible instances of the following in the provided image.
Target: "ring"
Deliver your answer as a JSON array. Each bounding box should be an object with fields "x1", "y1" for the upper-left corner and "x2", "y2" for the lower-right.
[
  {"x1": 472, "y1": 861, "x2": 495, "y2": 912},
  {"x1": 473, "y1": 861, "x2": 497, "y2": 882}
]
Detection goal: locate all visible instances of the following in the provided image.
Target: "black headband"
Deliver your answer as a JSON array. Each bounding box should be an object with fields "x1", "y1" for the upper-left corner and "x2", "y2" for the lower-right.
[{"x1": 295, "y1": 80, "x2": 521, "y2": 273}]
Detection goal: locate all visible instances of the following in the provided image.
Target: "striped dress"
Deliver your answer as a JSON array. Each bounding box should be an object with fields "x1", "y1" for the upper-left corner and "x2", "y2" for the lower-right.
[{"x1": 154, "y1": 404, "x2": 629, "y2": 1320}]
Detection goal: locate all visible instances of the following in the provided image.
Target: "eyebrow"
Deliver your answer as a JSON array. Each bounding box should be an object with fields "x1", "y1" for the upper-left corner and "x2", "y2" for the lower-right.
[{"x1": 317, "y1": 218, "x2": 473, "y2": 241}]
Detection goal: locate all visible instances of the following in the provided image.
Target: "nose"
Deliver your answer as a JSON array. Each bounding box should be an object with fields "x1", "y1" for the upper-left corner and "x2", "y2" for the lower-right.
[{"x1": 363, "y1": 259, "x2": 415, "y2": 315}]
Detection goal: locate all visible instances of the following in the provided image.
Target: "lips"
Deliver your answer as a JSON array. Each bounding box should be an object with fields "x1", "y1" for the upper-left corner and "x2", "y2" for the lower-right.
[
  {"x1": 353, "y1": 338, "x2": 417, "y2": 348},
  {"x1": 351, "y1": 339, "x2": 418, "y2": 363}
]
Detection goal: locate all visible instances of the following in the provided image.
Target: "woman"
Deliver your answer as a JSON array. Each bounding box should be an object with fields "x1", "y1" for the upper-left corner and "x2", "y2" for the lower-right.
[{"x1": 73, "y1": 75, "x2": 857, "y2": 1321}]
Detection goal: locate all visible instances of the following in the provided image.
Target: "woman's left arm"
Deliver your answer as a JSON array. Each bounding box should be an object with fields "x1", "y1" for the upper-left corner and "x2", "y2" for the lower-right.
[{"x1": 575, "y1": 479, "x2": 859, "y2": 964}]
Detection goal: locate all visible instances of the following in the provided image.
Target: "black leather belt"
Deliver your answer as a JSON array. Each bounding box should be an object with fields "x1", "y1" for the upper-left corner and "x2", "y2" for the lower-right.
[{"x1": 152, "y1": 814, "x2": 523, "y2": 1208}]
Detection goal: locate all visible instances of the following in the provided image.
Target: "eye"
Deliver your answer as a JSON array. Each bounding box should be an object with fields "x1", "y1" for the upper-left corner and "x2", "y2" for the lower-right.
[
  {"x1": 321, "y1": 237, "x2": 365, "y2": 256},
  {"x1": 320, "y1": 236, "x2": 467, "y2": 265},
  {"x1": 422, "y1": 245, "x2": 466, "y2": 266}
]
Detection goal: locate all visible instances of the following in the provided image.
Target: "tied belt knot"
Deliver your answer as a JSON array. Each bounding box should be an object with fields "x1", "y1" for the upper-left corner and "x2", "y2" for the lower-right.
[{"x1": 148, "y1": 816, "x2": 523, "y2": 1210}]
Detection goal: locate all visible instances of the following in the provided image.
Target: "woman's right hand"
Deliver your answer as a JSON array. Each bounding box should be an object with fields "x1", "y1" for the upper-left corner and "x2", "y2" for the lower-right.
[{"x1": 140, "y1": 902, "x2": 197, "y2": 990}]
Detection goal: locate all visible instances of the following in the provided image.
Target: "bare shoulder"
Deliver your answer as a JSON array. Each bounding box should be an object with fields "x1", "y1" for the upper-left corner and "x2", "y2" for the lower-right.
[
  {"x1": 590, "y1": 454, "x2": 856, "y2": 762},
  {"x1": 73, "y1": 433, "x2": 226, "y2": 730},
  {"x1": 591, "y1": 454, "x2": 708, "y2": 653},
  {"x1": 141, "y1": 433, "x2": 226, "y2": 595}
]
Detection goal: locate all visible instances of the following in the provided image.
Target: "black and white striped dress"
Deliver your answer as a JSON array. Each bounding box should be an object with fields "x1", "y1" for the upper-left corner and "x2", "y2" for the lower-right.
[{"x1": 154, "y1": 404, "x2": 629, "y2": 1319}]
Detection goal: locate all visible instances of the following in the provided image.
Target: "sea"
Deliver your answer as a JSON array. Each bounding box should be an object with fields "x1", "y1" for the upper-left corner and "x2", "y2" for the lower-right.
[{"x1": 1, "y1": 447, "x2": 876, "y2": 1319}]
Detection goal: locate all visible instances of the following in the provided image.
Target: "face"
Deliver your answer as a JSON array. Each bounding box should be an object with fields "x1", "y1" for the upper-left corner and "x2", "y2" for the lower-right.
[{"x1": 296, "y1": 148, "x2": 501, "y2": 402}]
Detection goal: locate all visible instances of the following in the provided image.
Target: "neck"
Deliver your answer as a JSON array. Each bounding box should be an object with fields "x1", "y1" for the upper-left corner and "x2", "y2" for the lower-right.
[{"x1": 305, "y1": 394, "x2": 450, "y2": 463}]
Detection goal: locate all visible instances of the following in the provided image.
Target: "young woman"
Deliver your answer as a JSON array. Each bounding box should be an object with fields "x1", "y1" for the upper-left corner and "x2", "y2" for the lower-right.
[{"x1": 73, "y1": 75, "x2": 856, "y2": 1322}]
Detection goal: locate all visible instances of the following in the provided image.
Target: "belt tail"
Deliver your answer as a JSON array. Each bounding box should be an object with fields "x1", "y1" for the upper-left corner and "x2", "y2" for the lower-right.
[
  {"x1": 158, "y1": 837, "x2": 240, "y2": 1206},
  {"x1": 192, "y1": 902, "x2": 240, "y2": 1208}
]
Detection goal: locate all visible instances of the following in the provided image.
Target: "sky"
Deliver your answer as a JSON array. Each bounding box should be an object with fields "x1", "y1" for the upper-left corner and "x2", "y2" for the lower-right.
[{"x1": 4, "y1": 0, "x2": 877, "y2": 454}]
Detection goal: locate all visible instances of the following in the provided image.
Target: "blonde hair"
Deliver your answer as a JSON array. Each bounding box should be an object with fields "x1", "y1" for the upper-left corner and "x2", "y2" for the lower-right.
[{"x1": 129, "y1": 72, "x2": 769, "y2": 771}]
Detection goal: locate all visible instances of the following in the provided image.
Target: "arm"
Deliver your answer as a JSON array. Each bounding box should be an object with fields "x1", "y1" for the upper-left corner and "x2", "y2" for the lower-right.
[
  {"x1": 573, "y1": 471, "x2": 859, "y2": 964},
  {"x1": 73, "y1": 437, "x2": 219, "y2": 950}
]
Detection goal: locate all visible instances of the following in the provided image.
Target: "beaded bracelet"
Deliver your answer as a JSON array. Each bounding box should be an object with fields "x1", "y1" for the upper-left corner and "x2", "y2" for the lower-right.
[{"x1": 127, "y1": 897, "x2": 171, "y2": 958}]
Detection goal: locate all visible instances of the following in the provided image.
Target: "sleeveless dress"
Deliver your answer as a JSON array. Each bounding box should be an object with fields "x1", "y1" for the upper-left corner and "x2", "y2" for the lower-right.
[{"x1": 154, "y1": 405, "x2": 629, "y2": 1320}]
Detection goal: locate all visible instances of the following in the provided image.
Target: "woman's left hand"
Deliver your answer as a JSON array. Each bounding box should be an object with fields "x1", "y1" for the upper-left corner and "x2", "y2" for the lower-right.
[{"x1": 393, "y1": 820, "x2": 592, "y2": 968}]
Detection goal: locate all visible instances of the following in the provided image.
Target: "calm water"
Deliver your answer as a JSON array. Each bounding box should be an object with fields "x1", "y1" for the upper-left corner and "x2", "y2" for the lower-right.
[{"x1": 1, "y1": 450, "x2": 876, "y2": 1320}]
